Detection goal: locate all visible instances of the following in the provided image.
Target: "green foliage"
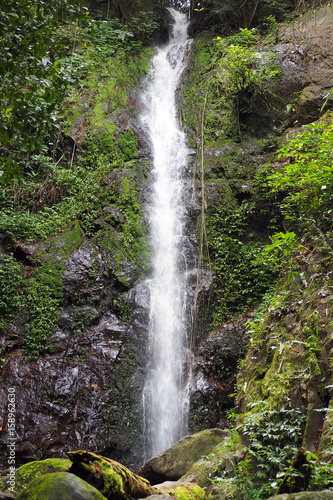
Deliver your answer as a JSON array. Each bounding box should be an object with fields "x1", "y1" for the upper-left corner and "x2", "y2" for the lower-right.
[
  {"x1": 206, "y1": 202, "x2": 277, "y2": 324},
  {"x1": 0, "y1": 254, "x2": 22, "y2": 327},
  {"x1": 86, "y1": 12, "x2": 159, "y2": 58},
  {"x1": 182, "y1": 29, "x2": 280, "y2": 143},
  {"x1": 0, "y1": 1, "x2": 154, "y2": 182},
  {"x1": 127, "y1": 12, "x2": 160, "y2": 43},
  {"x1": 257, "y1": 231, "x2": 302, "y2": 283},
  {"x1": 117, "y1": 176, "x2": 148, "y2": 266},
  {"x1": 225, "y1": 28, "x2": 260, "y2": 47},
  {"x1": 0, "y1": 0, "x2": 88, "y2": 182},
  {"x1": 118, "y1": 129, "x2": 138, "y2": 161},
  {"x1": 267, "y1": 121, "x2": 333, "y2": 235},
  {"x1": 0, "y1": 205, "x2": 65, "y2": 242},
  {"x1": 233, "y1": 405, "x2": 307, "y2": 499},
  {"x1": 257, "y1": 0, "x2": 295, "y2": 24},
  {"x1": 245, "y1": 289, "x2": 290, "y2": 346},
  {"x1": 0, "y1": 133, "x2": 116, "y2": 242},
  {"x1": 88, "y1": 19, "x2": 135, "y2": 57},
  {"x1": 206, "y1": 27, "x2": 279, "y2": 138},
  {"x1": 24, "y1": 261, "x2": 64, "y2": 359},
  {"x1": 308, "y1": 457, "x2": 333, "y2": 491},
  {"x1": 23, "y1": 223, "x2": 83, "y2": 359},
  {"x1": 216, "y1": 41, "x2": 280, "y2": 136}
]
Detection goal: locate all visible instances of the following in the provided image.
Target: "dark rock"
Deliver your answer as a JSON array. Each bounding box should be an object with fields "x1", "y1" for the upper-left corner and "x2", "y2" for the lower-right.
[
  {"x1": 247, "y1": 5, "x2": 333, "y2": 132},
  {"x1": 0, "y1": 300, "x2": 145, "y2": 469},
  {"x1": 63, "y1": 245, "x2": 105, "y2": 303},
  {"x1": 189, "y1": 318, "x2": 248, "y2": 432}
]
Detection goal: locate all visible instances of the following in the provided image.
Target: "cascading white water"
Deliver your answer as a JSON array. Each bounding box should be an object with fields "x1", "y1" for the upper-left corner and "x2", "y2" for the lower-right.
[{"x1": 141, "y1": 9, "x2": 192, "y2": 460}]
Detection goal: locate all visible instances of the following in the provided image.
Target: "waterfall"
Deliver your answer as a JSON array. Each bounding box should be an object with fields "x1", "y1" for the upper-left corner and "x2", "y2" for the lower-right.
[{"x1": 141, "y1": 9, "x2": 192, "y2": 460}]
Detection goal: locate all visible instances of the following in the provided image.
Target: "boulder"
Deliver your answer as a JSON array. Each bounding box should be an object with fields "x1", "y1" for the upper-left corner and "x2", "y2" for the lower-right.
[
  {"x1": 138, "y1": 429, "x2": 229, "y2": 484},
  {"x1": 144, "y1": 496, "x2": 172, "y2": 500},
  {"x1": 267, "y1": 491, "x2": 333, "y2": 500},
  {"x1": 68, "y1": 450, "x2": 162, "y2": 500},
  {"x1": 181, "y1": 439, "x2": 244, "y2": 488},
  {"x1": 16, "y1": 472, "x2": 105, "y2": 499},
  {"x1": 167, "y1": 483, "x2": 207, "y2": 500},
  {"x1": 155, "y1": 481, "x2": 207, "y2": 500},
  {"x1": 14, "y1": 458, "x2": 71, "y2": 493}
]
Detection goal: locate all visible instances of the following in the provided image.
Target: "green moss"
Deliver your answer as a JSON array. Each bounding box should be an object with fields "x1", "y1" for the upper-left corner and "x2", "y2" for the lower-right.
[
  {"x1": 118, "y1": 129, "x2": 138, "y2": 161},
  {"x1": 16, "y1": 472, "x2": 105, "y2": 499},
  {"x1": 63, "y1": 46, "x2": 153, "y2": 137},
  {"x1": 180, "y1": 34, "x2": 235, "y2": 147},
  {"x1": 24, "y1": 223, "x2": 84, "y2": 359},
  {"x1": 182, "y1": 435, "x2": 244, "y2": 488},
  {"x1": 0, "y1": 253, "x2": 22, "y2": 328},
  {"x1": 68, "y1": 451, "x2": 158, "y2": 500},
  {"x1": 13, "y1": 458, "x2": 71, "y2": 493},
  {"x1": 168, "y1": 484, "x2": 207, "y2": 500}
]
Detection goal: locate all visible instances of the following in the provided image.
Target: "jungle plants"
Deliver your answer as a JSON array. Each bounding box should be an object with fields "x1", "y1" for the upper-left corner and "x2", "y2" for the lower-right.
[
  {"x1": 214, "y1": 31, "x2": 281, "y2": 137},
  {"x1": 206, "y1": 202, "x2": 277, "y2": 324},
  {"x1": 257, "y1": 231, "x2": 302, "y2": 283},
  {"x1": 0, "y1": 0, "x2": 89, "y2": 182},
  {"x1": 0, "y1": 254, "x2": 22, "y2": 328},
  {"x1": 267, "y1": 120, "x2": 333, "y2": 239},
  {"x1": 24, "y1": 259, "x2": 64, "y2": 359},
  {"x1": 234, "y1": 404, "x2": 307, "y2": 499}
]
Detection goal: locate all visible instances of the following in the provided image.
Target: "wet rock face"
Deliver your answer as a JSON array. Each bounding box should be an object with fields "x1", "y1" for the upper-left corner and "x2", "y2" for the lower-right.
[
  {"x1": 188, "y1": 319, "x2": 248, "y2": 433},
  {"x1": 0, "y1": 320, "x2": 144, "y2": 467},
  {"x1": 0, "y1": 239, "x2": 146, "y2": 471}
]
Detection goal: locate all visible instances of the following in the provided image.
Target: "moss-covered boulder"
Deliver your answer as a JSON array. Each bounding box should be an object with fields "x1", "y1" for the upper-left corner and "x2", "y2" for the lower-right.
[
  {"x1": 138, "y1": 429, "x2": 229, "y2": 484},
  {"x1": 13, "y1": 458, "x2": 71, "y2": 493},
  {"x1": 0, "y1": 458, "x2": 71, "y2": 494},
  {"x1": 68, "y1": 450, "x2": 161, "y2": 500},
  {"x1": 156, "y1": 481, "x2": 207, "y2": 500},
  {"x1": 168, "y1": 483, "x2": 207, "y2": 500},
  {"x1": 181, "y1": 438, "x2": 244, "y2": 489},
  {"x1": 16, "y1": 472, "x2": 105, "y2": 499}
]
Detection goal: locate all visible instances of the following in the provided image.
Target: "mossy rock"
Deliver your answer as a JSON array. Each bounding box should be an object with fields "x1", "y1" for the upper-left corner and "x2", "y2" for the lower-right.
[
  {"x1": 1, "y1": 458, "x2": 71, "y2": 494},
  {"x1": 181, "y1": 437, "x2": 244, "y2": 488},
  {"x1": 16, "y1": 458, "x2": 71, "y2": 493},
  {"x1": 68, "y1": 450, "x2": 161, "y2": 500},
  {"x1": 207, "y1": 481, "x2": 237, "y2": 500},
  {"x1": 318, "y1": 397, "x2": 333, "y2": 462},
  {"x1": 16, "y1": 472, "x2": 105, "y2": 499},
  {"x1": 138, "y1": 429, "x2": 229, "y2": 484},
  {"x1": 0, "y1": 492, "x2": 17, "y2": 499},
  {"x1": 168, "y1": 483, "x2": 207, "y2": 500}
]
